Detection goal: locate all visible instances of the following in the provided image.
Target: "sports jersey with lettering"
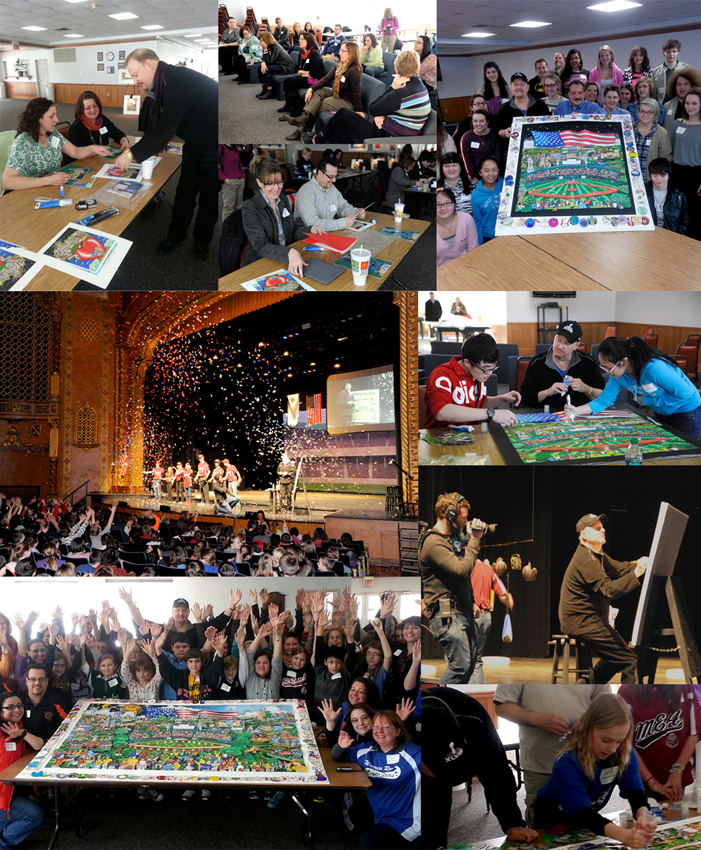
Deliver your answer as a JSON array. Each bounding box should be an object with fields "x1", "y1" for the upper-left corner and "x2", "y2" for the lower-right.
[
  {"x1": 197, "y1": 460, "x2": 210, "y2": 480},
  {"x1": 424, "y1": 356, "x2": 488, "y2": 429}
]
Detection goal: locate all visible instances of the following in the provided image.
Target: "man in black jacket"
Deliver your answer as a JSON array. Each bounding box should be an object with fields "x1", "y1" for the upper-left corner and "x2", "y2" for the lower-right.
[
  {"x1": 425, "y1": 292, "x2": 442, "y2": 339},
  {"x1": 21, "y1": 663, "x2": 69, "y2": 742},
  {"x1": 559, "y1": 514, "x2": 648, "y2": 684},
  {"x1": 114, "y1": 48, "x2": 218, "y2": 261},
  {"x1": 422, "y1": 687, "x2": 539, "y2": 850},
  {"x1": 519, "y1": 321, "x2": 606, "y2": 411}
]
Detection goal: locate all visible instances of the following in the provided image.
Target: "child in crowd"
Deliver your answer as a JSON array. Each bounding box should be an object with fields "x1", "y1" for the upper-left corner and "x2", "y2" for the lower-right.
[{"x1": 645, "y1": 157, "x2": 688, "y2": 234}]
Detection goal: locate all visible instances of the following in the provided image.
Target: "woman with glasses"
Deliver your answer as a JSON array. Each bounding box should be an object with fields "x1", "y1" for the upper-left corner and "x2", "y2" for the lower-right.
[
  {"x1": 543, "y1": 74, "x2": 566, "y2": 114},
  {"x1": 436, "y1": 186, "x2": 477, "y2": 268},
  {"x1": 0, "y1": 692, "x2": 45, "y2": 848},
  {"x1": 633, "y1": 99, "x2": 671, "y2": 181},
  {"x1": 565, "y1": 336, "x2": 701, "y2": 440},
  {"x1": 241, "y1": 158, "x2": 323, "y2": 278},
  {"x1": 630, "y1": 78, "x2": 665, "y2": 126},
  {"x1": 334, "y1": 710, "x2": 421, "y2": 848}
]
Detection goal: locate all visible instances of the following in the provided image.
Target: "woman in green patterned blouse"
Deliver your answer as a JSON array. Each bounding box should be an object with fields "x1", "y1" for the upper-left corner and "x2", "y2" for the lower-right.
[{"x1": 3, "y1": 97, "x2": 109, "y2": 191}]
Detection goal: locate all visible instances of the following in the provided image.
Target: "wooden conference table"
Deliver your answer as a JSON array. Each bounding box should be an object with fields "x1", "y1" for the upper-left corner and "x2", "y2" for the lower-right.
[
  {"x1": 0, "y1": 137, "x2": 182, "y2": 291},
  {"x1": 419, "y1": 404, "x2": 701, "y2": 466},
  {"x1": 0, "y1": 747, "x2": 371, "y2": 850},
  {"x1": 219, "y1": 211, "x2": 430, "y2": 291},
  {"x1": 437, "y1": 227, "x2": 701, "y2": 290}
]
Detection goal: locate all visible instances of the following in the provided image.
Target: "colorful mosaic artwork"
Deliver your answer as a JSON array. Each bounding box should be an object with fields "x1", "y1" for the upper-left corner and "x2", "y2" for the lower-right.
[
  {"x1": 17, "y1": 700, "x2": 328, "y2": 785},
  {"x1": 496, "y1": 114, "x2": 654, "y2": 236},
  {"x1": 495, "y1": 415, "x2": 700, "y2": 465}
]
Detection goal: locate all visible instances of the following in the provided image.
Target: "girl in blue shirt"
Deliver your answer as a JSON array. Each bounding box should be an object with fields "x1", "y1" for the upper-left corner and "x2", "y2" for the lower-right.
[
  {"x1": 565, "y1": 336, "x2": 701, "y2": 439},
  {"x1": 535, "y1": 693, "x2": 655, "y2": 848},
  {"x1": 470, "y1": 158, "x2": 503, "y2": 245}
]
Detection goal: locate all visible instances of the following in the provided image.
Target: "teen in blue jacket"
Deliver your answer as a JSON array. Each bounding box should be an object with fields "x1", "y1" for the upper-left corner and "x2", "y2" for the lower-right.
[{"x1": 471, "y1": 158, "x2": 503, "y2": 245}]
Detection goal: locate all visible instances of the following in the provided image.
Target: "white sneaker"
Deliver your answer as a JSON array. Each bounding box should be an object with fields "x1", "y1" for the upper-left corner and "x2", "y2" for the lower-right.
[
  {"x1": 182, "y1": 789, "x2": 196, "y2": 800},
  {"x1": 201, "y1": 789, "x2": 212, "y2": 801}
]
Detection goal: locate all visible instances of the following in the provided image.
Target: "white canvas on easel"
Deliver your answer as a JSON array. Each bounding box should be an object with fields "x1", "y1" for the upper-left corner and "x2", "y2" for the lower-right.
[{"x1": 630, "y1": 501, "x2": 689, "y2": 647}]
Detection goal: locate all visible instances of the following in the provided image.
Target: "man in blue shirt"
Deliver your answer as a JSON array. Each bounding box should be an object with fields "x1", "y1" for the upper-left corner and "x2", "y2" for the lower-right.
[
  {"x1": 555, "y1": 80, "x2": 605, "y2": 115},
  {"x1": 321, "y1": 24, "x2": 347, "y2": 58}
]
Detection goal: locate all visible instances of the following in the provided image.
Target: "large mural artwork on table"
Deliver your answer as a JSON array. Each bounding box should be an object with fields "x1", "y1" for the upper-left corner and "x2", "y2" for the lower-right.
[{"x1": 495, "y1": 114, "x2": 655, "y2": 236}]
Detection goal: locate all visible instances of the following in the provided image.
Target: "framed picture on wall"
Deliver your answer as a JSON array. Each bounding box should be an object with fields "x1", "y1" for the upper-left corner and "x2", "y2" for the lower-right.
[
  {"x1": 119, "y1": 50, "x2": 125, "y2": 60},
  {"x1": 119, "y1": 69, "x2": 132, "y2": 82},
  {"x1": 118, "y1": 62, "x2": 125, "y2": 70},
  {"x1": 122, "y1": 94, "x2": 141, "y2": 115},
  {"x1": 97, "y1": 63, "x2": 104, "y2": 71},
  {"x1": 97, "y1": 52, "x2": 103, "y2": 61},
  {"x1": 107, "y1": 66, "x2": 114, "y2": 74}
]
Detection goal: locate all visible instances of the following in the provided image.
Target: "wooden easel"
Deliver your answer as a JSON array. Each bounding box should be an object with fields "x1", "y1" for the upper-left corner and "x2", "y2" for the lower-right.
[{"x1": 637, "y1": 573, "x2": 701, "y2": 684}]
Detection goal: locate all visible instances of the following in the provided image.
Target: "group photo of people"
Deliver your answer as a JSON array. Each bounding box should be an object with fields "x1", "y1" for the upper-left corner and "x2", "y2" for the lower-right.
[
  {"x1": 218, "y1": 7, "x2": 436, "y2": 145},
  {"x1": 0, "y1": 578, "x2": 421, "y2": 848},
  {"x1": 435, "y1": 1, "x2": 700, "y2": 287}
]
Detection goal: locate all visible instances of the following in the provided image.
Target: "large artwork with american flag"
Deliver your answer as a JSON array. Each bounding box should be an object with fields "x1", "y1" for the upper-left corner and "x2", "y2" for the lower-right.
[
  {"x1": 18, "y1": 700, "x2": 329, "y2": 785},
  {"x1": 495, "y1": 114, "x2": 654, "y2": 236}
]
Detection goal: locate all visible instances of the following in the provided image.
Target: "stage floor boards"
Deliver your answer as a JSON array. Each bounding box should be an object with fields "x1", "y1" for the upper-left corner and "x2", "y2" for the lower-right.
[
  {"x1": 422, "y1": 655, "x2": 681, "y2": 684},
  {"x1": 96, "y1": 490, "x2": 388, "y2": 523}
]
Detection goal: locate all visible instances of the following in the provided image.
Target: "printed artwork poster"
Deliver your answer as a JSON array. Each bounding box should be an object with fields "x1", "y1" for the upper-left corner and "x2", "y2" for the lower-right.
[
  {"x1": 496, "y1": 114, "x2": 655, "y2": 236},
  {"x1": 0, "y1": 245, "x2": 44, "y2": 291},
  {"x1": 38, "y1": 224, "x2": 132, "y2": 289},
  {"x1": 96, "y1": 163, "x2": 142, "y2": 181},
  {"x1": 17, "y1": 700, "x2": 329, "y2": 786},
  {"x1": 123, "y1": 94, "x2": 140, "y2": 114},
  {"x1": 240, "y1": 268, "x2": 315, "y2": 292}
]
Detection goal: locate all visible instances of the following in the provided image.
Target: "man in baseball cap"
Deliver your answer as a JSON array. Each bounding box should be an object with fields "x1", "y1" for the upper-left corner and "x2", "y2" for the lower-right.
[
  {"x1": 558, "y1": 513, "x2": 649, "y2": 683},
  {"x1": 519, "y1": 320, "x2": 606, "y2": 410},
  {"x1": 496, "y1": 70, "x2": 550, "y2": 140}
]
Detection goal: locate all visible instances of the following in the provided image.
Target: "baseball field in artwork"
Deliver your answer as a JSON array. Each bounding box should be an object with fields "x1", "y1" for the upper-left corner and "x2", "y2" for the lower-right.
[
  {"x1": 493, "y1": 414, "x2": 701, "y2": 465},
  {"x1": 18, "y1": 700, "x2": 328, "y2": 786}
]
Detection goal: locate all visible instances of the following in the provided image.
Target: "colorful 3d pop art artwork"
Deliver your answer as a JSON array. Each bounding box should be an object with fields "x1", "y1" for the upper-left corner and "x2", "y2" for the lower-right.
[
  {"x1": 496, "y1": 114, "x2": 655, "y2": 236},
  {"x1": 18, "y1": 700, "x2": 329, "y2": 785}
]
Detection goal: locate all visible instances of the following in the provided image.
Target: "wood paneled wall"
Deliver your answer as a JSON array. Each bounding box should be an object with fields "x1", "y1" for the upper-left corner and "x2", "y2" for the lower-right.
[
  {"x1": 507, "y1": 322, "x2": 701, "y2": 356},
  {"x1": 439, "y1": 96, "x2": 472, "y2": 124},
  {"x1": 53, "y1": 84, "x2": 134, "y2": 106},
  {"x1": 4, "y1": 81, "x2": 38, "y2": 99}
]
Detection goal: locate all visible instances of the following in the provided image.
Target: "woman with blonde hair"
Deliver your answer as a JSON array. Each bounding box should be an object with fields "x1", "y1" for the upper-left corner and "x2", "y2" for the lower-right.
[
  {"x1": 257, "y1": 31, "x2": 296, "y2": 100},
  {"x1": 301, "y1": 49, "x2": 431, "y2": 144},
  {"x1": 535, "y1": 693, "x2": 656, "y2": 849},
  {"x1": 588, "y1": 45, "x2": 624, "y2": 98},
  {"x1": 378, "y1": 8, "x2": 400, "y2": 53}
]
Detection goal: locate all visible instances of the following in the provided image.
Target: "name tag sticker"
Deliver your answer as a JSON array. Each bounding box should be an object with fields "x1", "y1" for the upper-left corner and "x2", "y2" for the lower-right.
[
  {"x1": 282, "y1": 208, "x2": 290, "y2": 217},
  {"x1": 108, "y1": 678, "x2": 118, "y2": 687},
  {"x1": 287, "y1": 670, "x2": 297, "y2": 678},
  {"x1": 676, "y1": 126, "x2": 686, "y2": 134},
  {"x1": 329, "y1": 204, "x2": 337, "y2": 212},
  {"x1": 341, "y1": 76, "x2": 346, "y2": 82},
  {"x1": 99, "y1": 126, "x2": 108, "y2": 134},
  {"x1": 70, "y1": 682, "x2": 80, "y2": 690},
  {"x1": 220, "y1": 682, "x2": 231, "y2": 692},
  {"x1": 642, "y1": 383, "x2": 659, "y2": 394},
  {"x1": 394, "y1": 649, "x2": 403, "y2": 656},
  {"x1": 471, "y1": 141, "x2": 480, "y2": 148},
  {"x1": 331, "y1": 672, "x2": 342, "y2": 680},
  {"x1": 386, "y1": 753, "x2": 400, "y2": 763},
  {"x1": 600, "y1": 766, "x2": 619, "y2": 784},
  {"x1": 51, "y1": 135, "x2": 60, "y2": 148},
  {"x1": 5, "y1": 742, "x2": 17, "y2": 752}
]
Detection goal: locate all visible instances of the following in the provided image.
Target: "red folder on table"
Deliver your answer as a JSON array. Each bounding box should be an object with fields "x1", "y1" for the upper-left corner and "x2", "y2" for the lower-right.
[{"x1": 303, "y1": 232, "x2": 357, "y2": 255}]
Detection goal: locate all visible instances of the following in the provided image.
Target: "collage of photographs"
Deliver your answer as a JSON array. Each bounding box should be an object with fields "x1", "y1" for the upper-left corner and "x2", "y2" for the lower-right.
[{"x1": 0, "y1": 1, "x2": 700, "y2": 850}]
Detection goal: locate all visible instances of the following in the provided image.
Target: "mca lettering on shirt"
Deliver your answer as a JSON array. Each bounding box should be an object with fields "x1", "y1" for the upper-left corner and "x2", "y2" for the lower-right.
[{"x1": 634, "y1": 709, "x2": 684, "y2": 749}]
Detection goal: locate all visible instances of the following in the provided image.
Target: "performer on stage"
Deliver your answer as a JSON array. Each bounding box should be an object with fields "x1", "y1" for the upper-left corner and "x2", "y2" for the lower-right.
[
  {"x1": 174, "y1": 462, "x2": 185, "y2": 503},
  {"x1": 152, "y1": 461, "x2": 163, "y2": 501},
  {"x1": 183, "y1": 463, "x2": 193, "y2": 504},
  {"x1": 211, "y1": 458, "x2": 224, "y2": 481},
  {"x1": 196, "y1": 453, "x2": 211, "y2": 505},
  {"x1": 277, "y1": 452, "x2": 296, "y2": 511},
  {"x1": 337, "y1": 382, "x2": 355, "y2": 426},
  {"x1": 558, "y1": 514, "x2": 649, "y2": 684},
  {"x1": 164, "y1": 466, "x2": 175, "y2": 501},
  {"x1": 224, "y1": 458, "x2": 242, "y2": 497},
  {"x1": 212, "y1": 472, "x2": 239, "y2": 516}
]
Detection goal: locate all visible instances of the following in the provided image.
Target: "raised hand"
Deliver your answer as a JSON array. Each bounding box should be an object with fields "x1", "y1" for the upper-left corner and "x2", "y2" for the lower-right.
[
  {"x1": 249, "y1": 589, "x2": 257, "y2": 605},
  {"x1": 118, "y1": 587, "x2": 134, "y2": 606},
  {"x1": 396, "y1": 698, "x2": 416, "y2": 722},
  {"x1": 258, "y1": 622, "x2": 273, "y2": 639},
  {"x1": 203, "y1": 604, "x2": 214, "y2": 620},
  {"x1": 191, "y1": 602, "x2": 203, "y2": 621},
  {"x1": 412, "y1": 639, "x2": 421, "y2": 663},
  {"x1": 117, "y1": 628, "x2": 129, "y2": 647},
  {"x1": 154, "y1": 630, "x2": 167, "y2": 650},
  {"x1": 138, "y1": 637, "x2": 155, "y2": 658},
  {"x1": 379, "y1": 592, "x2": 396, "y2": 619},
  {"x1": 204, "y1": 625, "x2": 217, "y2": 643},
  {"x1": 320, "y1": 699, "x2": 342, "y2": 723},
  {"x1": 55, "y1": 634, "x2": 69, "y2": 654},
  {"x1": 230, "y1": 588, "x2": 242, "y2": 610},
  {"x1": 338, "y1": 730, "x2": 353, "y2": 749},
  {"x1": 259, "y1": 588, "x2": 269, "y2": 607},
  {"x1": 343, "y1": 618, "x2": 357, "y2": 641},
  {"x1": 268, "y1": 603, "x2": 279, "y2": 621},
  {"x1": 11, "y1": 611, "x2": 26, "y2": 630},
  {"x1": 52, "y1": 605, "x2": 64, "y2": 621},
  {"x1": 149, "y1": 623, "x2": 163, "y2": 639}
]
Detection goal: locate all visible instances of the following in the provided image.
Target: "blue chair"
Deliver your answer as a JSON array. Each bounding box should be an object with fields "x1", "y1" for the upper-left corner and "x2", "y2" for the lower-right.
[
  {"x1": 296, "y1": 59, "x2": 336, "y2": 108},
  {"x1": 363, "y1": 109, "x2": 437, "y2": 145},
  {"x1": 272, "y1": 50, "x2": 300, "y2": 100}
]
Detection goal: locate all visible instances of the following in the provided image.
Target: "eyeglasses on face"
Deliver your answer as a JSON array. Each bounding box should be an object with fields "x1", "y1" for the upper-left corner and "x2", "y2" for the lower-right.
[
  {"x1": 600, "y1": 358, "x2": 623, "y2": 374},
  {"x1": 320, "y1": 172, "x2": 337, "y2": 181},
  {"x1": 468, "y1": 361, "x2": 499, "y2": 374},
  {"x1": 436, "y1": 202, "x2": 454, "y2": 209},
  {"x1": 2, "y1": 703, "x2": 23, "y2": 710},
  {"x1": 263, "y1": 180, "x2": 284, "y2": 188}
]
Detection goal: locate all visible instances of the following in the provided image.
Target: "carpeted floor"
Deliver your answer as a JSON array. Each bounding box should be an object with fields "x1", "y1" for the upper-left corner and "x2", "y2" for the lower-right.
[
  {"x1": 17, "y1": 786, "x2": 359, "y2": 849},
  {"x1": 219, "y1": 69, "x2": 295, "y2": 144},
  {"x1": 0, "y1": 99, "x2": 219, "y2": 290}
]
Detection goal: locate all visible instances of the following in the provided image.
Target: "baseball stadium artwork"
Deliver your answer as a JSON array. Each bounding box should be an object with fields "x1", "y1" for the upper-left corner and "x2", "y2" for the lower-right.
[
  {"x1": 17, "y1": 700, "x2": 329, "y2": 786},
  {"x1": 496, "y1": 114, "x2": 654, "y2": 235}
]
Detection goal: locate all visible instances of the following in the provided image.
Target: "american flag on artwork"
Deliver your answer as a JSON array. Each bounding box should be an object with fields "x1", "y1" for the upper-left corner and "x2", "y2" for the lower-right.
[{"x1": 531, "y1": 129, "x2": 618, "y2": 147}]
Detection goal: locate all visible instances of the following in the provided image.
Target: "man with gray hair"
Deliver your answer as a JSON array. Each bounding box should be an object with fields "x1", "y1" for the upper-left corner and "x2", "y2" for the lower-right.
[{"x1": 114, "y1": 48, "x2": 218, "y2": 261}]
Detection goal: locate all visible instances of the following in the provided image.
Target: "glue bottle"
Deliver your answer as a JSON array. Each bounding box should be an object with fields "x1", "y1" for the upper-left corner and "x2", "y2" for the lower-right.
[{"x1": 624, "y1": 437, "x2": 642, "y2": 466}]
